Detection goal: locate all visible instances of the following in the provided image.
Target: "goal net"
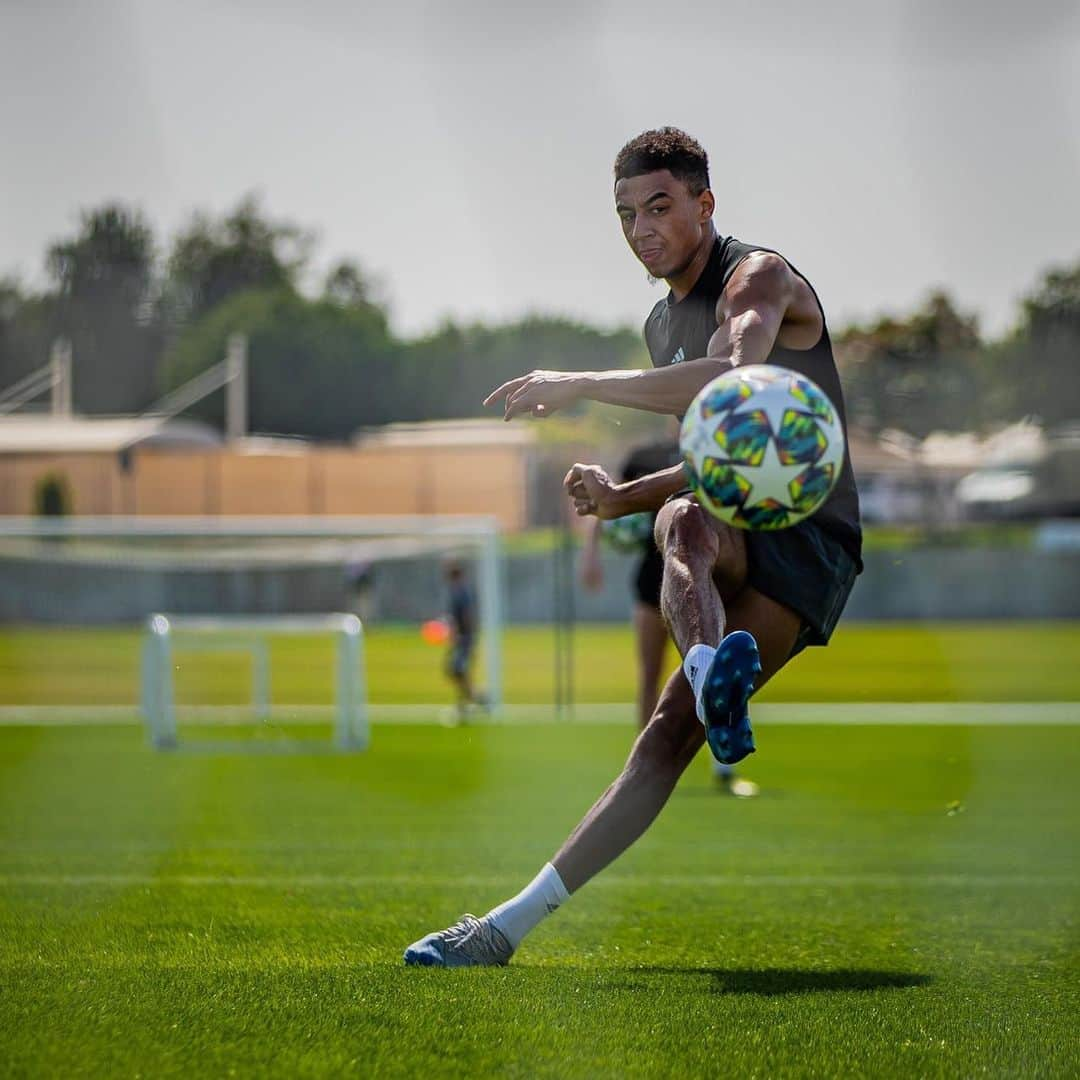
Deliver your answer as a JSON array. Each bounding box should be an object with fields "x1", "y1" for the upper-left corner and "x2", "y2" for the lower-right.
[{"x1": 0, "y1": 515, "x2": 503, "y2": 747}]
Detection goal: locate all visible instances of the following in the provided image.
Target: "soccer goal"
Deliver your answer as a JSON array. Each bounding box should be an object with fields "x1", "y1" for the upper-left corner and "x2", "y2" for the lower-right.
[
  {"x1": 0, "y1": 515, "x2": 503, "y2": 740},
  {"x1": 142, "y1": 612, "x2": 367, "y2": 750}
]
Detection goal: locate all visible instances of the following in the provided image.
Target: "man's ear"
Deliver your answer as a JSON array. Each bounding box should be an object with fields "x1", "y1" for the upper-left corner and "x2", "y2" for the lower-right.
[{"x1": 699, "y1": 188, "x2": 715, "y2": 222}]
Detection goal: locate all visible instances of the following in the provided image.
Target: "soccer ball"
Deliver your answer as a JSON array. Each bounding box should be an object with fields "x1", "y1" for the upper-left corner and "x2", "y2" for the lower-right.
[
  {"x1": 679, "y1": 364, "x2": 844, "y2": 530},
  {"x1": 600, "y1": 511, "x2": 654, "y2": 552}
]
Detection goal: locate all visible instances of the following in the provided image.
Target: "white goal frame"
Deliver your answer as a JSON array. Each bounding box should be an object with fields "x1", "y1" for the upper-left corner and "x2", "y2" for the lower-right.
[
  {"x1": 142, "y1": 612, "x2": 367, "y2": 750},
  {"x1": 0, "y1": 514, "x2": 504, "y2": 727}
]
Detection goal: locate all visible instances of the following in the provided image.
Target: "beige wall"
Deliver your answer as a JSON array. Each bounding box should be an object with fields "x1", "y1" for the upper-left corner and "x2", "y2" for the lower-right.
[
  {"x1": 319, "y1": 447, "x2": 421, "y2": 515},
  {"x1": 216, "y1": 454, "x2": 315, "y2": 515},
  {"x1": 0, "y1": 454, "x2": 124, "y2": 516},
  {"x1": 0, "y1": 443, "x2": 528, "y2": 530},
  {"x1": 133, "y1": 452, "x2": 218, "y2": 515}
]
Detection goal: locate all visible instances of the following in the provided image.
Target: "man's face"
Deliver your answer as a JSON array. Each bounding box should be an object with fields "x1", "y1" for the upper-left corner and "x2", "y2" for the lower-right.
[{"x1": 614, "y1": 170, "x2": 713, "y2": 280}]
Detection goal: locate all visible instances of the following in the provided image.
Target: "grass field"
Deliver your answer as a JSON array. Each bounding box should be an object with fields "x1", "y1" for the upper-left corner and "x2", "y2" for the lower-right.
[
  {"x1": 2, "y1": 621, "x2": 1080, "y2": 707},
  {"x1": 1, "y1": 623, "x2": 1078, "y2": 1076}
]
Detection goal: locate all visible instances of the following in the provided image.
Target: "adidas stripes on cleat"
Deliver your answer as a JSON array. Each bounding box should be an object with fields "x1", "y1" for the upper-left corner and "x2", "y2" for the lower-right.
[{"x1": 403, "y1": 914, "x2": 513, "y2": 968}]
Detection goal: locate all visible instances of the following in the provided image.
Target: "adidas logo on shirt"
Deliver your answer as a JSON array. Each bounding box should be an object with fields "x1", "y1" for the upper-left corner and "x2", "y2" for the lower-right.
[{"x1": 670, "y1": 346, "x2": 686, "y2": 365}]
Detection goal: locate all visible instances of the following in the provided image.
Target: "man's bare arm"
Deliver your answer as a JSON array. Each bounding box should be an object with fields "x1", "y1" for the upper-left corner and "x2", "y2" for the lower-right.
[
  {"x1": 485, "y1": 253, "x2": 803, "y2": 420},
  {"x1": 706, "y1": 251, "x2": 820, "y2": 361},
  {"x1": 565, "y1": 463, "x2": 686, "y2": 519}
]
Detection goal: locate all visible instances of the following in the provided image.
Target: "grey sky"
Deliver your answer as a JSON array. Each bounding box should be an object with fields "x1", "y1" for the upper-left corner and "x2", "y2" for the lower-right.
[{"x1": 2, "y1": 0, "x2": 1078, "y2": 339}]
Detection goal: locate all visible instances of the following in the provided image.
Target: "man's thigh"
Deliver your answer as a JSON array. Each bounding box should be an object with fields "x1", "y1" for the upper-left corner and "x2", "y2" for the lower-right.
[{"x1": 725, "y1": 586, "x2": 803, "y2": 689}]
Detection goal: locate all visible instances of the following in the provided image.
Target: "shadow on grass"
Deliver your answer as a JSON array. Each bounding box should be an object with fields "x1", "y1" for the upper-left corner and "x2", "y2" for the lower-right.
[{"x1": 621, "y1": 967, "x2": 933, "y2": 996}]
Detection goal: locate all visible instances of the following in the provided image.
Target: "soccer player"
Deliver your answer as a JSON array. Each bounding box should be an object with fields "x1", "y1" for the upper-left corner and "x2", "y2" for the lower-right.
[
  {"x1": 404, "y1": 127, "x2": 861, "y2": 966},
  {"x1": 581, "y1": 438, "x2": 758, "y2": 796},
  {"x1": 443, "y1": 560, "x2": 483, "y2": 719}
]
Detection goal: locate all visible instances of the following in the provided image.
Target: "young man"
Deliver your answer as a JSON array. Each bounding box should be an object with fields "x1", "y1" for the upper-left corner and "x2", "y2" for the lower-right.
[
  {"x1": 580, "y1": 438, "x2": 758, "y2": 796},
  {"x1": 404, "y1": 127, "x2": 861, "y2": 967},
  {"x1": 443, "y1": 561, "x2": 483, "y2": 719}
]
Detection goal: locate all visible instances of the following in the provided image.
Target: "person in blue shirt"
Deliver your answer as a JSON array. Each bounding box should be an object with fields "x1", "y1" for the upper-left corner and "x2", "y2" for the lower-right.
[{"x1": 445, "y1": 560, "x2": 483, "y2": 719}]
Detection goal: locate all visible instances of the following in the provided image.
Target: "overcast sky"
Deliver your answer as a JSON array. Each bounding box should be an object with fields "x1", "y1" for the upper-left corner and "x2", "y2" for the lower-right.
[{"x1": 2, "y1": 0, "x2": 1078, "y2": 340}]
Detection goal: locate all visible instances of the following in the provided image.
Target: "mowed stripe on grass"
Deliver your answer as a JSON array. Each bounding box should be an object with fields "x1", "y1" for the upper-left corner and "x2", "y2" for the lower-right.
[
  {"x1": 0, "y1": 701, "x2": 1078, "y2": 728},
  {"x1": 1, "y1": 621, "x2": 1079, "y2": 705},
  {"x1": 0, "y1": 720, "x2": 1077, "y2": 1077}
]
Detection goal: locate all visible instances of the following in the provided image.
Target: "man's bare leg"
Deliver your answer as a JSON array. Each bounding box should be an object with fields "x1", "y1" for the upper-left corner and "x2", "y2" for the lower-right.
[
  {"x1": 652, "y1": 500, "x2": 755, "y2": 794},
  {"x1": 552, "y1": 668, "x2": 700, "y2": 891},
  {"x1": 404, "y1": 505, "x2": 800, "y2": 966},
  {"x1": 654, "y1": 497, "x2": 745, "y2": 655},
  {"x1": 653, "y1": 496, "x2": 758, "y2": 750},
  {"x1": 551, "y1": 585, "x2": 801, "y2": 892},
  {"x1": 633, "y1": 602, "x2": 670, "y2": 732}
]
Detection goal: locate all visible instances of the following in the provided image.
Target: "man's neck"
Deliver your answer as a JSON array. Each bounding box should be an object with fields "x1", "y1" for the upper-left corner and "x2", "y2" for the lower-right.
[{"x1": 665, "y1": 226, "x2": 718, "y2": 302}]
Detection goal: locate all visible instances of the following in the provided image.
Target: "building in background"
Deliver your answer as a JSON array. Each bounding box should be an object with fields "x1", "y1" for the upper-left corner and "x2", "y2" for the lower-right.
[
  {"x1": 4, "y1": 412, "x2": 1079, "y2": 531},
  {"x1": 0, "y1": 417, "x2": 533, "y2": 531}
]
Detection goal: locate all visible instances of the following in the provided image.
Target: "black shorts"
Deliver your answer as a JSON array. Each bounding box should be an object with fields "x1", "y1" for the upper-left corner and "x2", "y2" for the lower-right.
[
  {"x1": 633, "y1": 546, "x2": 664, "y2": 609},
  {"x1": 660, "y1": 490, "x2": 860, "y2": 655},
  {"x1": 744, "y1": 518, "x2": 859, "y2": 656}
]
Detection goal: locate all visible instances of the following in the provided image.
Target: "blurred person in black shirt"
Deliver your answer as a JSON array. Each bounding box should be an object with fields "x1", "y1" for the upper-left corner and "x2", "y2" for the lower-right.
[
  {"x1": 445, "y1": 561, "x2": 484, "y2": 720},
  {"x1": 580, "y1": 439, "x2": 758, "y2": 797}
]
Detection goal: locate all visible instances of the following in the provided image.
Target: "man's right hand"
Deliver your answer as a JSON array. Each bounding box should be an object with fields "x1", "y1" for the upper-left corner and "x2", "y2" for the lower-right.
[{"x1": 564, "y1": 463, "x2": 626, "y2": 520}]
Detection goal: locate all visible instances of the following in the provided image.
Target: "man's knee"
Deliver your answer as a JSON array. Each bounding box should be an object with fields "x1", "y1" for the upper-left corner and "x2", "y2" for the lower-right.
[
  {"x1": 656, "y1": 497, "x2": 747, "y2": 594},
  {"x1": 655, "y1": 498, "x2": 719, "y2": 564}
]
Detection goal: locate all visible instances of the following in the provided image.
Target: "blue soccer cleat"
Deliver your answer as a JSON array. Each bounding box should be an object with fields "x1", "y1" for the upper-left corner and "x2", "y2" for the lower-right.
[
  {"x1": 403, "y1": 914, "x2": 513, "y2": 967},
  {"x1": 700, "y1": 630, "x2": 761, "y2": 765}
]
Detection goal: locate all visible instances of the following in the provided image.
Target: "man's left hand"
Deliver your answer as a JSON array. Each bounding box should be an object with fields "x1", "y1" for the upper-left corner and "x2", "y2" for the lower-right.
[
  {"x1": 483, "y1": 370, "x2": 582, "y2": 420},
  {"x1": 564, "y1": 463, "x2": 626, "y2": 520}
]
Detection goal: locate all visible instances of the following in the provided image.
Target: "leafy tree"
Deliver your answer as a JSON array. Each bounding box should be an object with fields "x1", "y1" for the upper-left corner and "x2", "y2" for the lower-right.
[
  {"x1": 991, "y1": 259, "x2": 1080, "y2": 426},
  {"x1": 400, "y1": 316, "x2": 643, "y2": 423},
  {"x1": 34, "y1": 473, "x2": 72, "y2": 516},
  {"x1": 162, "y1": 195, "x2": 310, "y2": 332},
  {"x1": 836, "y1": 291, "x2": 985, "y2": 436},
  {"x1": 46, "y1": 205, "x2": 160, "y2": 413},
  {"x1": 322, "y1": 259, "x2": 386, "y2": 317},
  {"x1": 161, "y1": 287, "x2": 398, "y2": 439},
  {"x1": 0, "y1": 278, "x2": 58, "y2": 394}
]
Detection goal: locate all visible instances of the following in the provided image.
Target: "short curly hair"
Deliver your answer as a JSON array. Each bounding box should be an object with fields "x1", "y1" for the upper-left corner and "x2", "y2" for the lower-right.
[{"x1": 613, "y1": 128, "x2": 710, "y2": 194}]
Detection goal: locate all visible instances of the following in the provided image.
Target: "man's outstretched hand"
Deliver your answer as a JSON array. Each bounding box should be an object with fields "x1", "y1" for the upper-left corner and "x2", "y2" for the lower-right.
[
  {"x1": 483, "y1": 370, "x2": 582, "y2": 420},
  {"x1": 564, "y1": 463, "x2": 626, "y2": 520}
]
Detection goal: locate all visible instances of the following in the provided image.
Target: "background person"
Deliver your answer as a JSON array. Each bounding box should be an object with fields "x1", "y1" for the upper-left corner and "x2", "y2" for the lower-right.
[
  {"x1": 444, "y1": 560, "x2": 485, "y2": 720},
  {"x1": 581, "y1": 438, "x2": 758, "y2": 796}
]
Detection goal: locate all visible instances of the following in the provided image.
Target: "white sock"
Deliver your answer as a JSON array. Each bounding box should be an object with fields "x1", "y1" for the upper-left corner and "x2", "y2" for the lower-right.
[
  {"x1": 682, "y1": 643, "x2": 716, "y2": 723},
  {"x1": 485, "y1": 862, "x2": 570, "y2": 950}
]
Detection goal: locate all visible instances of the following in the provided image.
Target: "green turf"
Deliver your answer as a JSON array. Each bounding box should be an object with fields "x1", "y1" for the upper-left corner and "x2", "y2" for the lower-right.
[
  {"x1": 1, "y1": 717, "x2": 1078, "y2": 1077},
  {"x1": 1, "y1": 621, "x2": 1079, "y2": 707}
]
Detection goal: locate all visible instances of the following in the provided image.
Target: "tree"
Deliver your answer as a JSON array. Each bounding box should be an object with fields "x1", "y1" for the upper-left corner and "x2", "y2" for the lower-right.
[
  {"x1": 992, "y1": 260, "x2": 1080, "y2": 426},
  {"x1": 0, "y1": 278, "x2": 58, "y2": 394},
  {"x1": 160, "y1": 287, "x2": 398, "y2": 440},
  {"x1": 162, "y1": 195, "x2": 310, "y2": 332},
  {"x1": 835, "y1": 290, "x2": 986, "y2": 436},
  {"x1": 46, "y1": 205, "x2": 160, "y2": 413},
  {"x1": 323, "y1": 259, "x2": 386, "y2": 317},
  {"x1": 400, "y1": 316, "x2": 643, "y2": 423}
]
